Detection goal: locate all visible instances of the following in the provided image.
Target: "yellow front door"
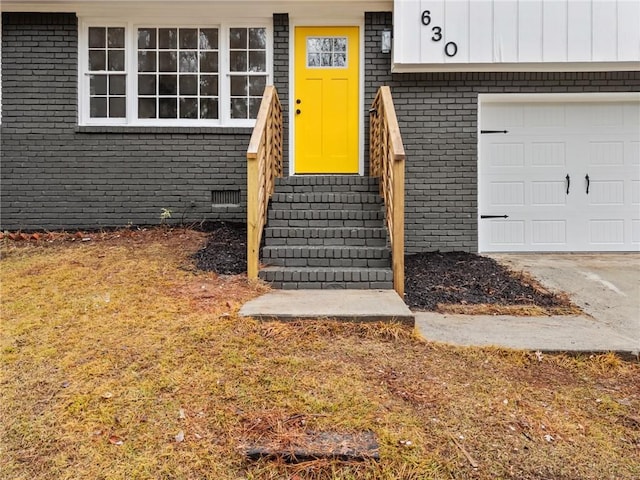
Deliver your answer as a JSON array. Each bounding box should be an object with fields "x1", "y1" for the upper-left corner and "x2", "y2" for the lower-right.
[{"x1": 294, "y1": 26, "x2": 359, "y2": 174}]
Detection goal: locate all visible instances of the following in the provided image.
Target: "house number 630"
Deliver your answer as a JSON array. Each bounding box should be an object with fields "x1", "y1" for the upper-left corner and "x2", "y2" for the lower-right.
[{"x1": 421, "y1": 10, "x2": 458, "y2": 57}]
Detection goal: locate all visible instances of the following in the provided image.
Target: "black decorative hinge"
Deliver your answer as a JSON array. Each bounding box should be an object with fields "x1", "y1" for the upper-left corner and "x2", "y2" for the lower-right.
[{"x1": 480, "y1": 130, "x2": 508, "y2": 134}]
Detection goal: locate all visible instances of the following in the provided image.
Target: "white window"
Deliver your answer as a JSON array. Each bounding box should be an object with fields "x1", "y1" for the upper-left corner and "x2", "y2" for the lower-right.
[{"x1": 79, "y1": 20, "x2": 271, "y2": 127}]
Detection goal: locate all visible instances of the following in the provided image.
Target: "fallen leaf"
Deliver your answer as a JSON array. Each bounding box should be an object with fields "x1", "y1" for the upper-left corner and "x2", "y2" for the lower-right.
[
  {"x1": 178, "y1": 408, "x2": 186, "y2": 420},
  {"x1": 101, "y1": 392, "x2": 114, "y2": 399},
  {"x1": 108, "y1": 435, "x2": 124, "y2": 446},
  {"x1": 175, "y1": 430, "x2": 185, "y2": 443}
]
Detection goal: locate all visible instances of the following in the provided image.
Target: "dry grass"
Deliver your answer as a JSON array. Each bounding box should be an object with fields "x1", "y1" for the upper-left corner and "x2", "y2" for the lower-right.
[{"x1": 1, "y1": 229, "x2": 639, "y2": 480}]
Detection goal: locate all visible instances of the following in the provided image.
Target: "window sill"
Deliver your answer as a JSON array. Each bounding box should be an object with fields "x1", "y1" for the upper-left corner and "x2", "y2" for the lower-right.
[{"x1": 76, "y1": 126, "x2": 254, "y2": 135}]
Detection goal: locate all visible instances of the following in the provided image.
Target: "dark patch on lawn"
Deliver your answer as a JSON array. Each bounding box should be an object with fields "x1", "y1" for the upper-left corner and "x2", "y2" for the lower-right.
[
  {"x1": 404, "y1": 251, "x2": 568, "y2": 311},
  {"x1": 192, "y1": 222, "x2": 247, "y2": 275}
]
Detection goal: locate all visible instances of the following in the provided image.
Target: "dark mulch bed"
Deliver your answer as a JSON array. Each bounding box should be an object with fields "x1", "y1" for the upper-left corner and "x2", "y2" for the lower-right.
[
  {"x1": 192, "y1": 224, "x2": 570, "y2": 311},
  {"x1": 192, "y1": 222, "x2": 247, "y2": 275},
  {"x1": 404, "y1": 252, "x2": 566, "y2": 311}
]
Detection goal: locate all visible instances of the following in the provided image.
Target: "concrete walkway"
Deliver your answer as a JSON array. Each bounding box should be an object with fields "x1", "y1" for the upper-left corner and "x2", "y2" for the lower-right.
[
  {"x1": 414, "y1": 313, "x2": 639, "y2": 358},
  {"x1": 239, "y1": 289, "x2": 414, "y2": 324}
]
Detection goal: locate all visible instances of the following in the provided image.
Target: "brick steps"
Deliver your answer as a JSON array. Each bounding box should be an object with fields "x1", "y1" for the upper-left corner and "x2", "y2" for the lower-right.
[
  {"x1": 264, "y1": 227, "x2": 388, "y2": 247},
  {"x1": 259, "y1": 267, "x2": 393, "y2": 290},
  {"x1": 259, "y1": 176, "x2": 393, "y2": 290}
]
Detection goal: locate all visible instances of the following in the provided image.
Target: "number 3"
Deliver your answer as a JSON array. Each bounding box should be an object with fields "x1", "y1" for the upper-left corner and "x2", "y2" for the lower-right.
[{"x1": 431, "y1": 26, "x2": 442, "y2": 42}]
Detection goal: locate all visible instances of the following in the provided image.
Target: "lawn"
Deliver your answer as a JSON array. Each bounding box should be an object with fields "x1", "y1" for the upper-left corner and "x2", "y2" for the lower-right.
[{"x1": 1, "y1": 228, "x2": 638, "y2": 480}]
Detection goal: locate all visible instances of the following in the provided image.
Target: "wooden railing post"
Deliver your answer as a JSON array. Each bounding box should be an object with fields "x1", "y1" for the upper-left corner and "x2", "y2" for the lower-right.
[
  {"x1": 369, "y1": 86, "x2": 406, "y2": 297},
  {"x1": 246, "y1": 86, "x2": 282, "y2": 281}
]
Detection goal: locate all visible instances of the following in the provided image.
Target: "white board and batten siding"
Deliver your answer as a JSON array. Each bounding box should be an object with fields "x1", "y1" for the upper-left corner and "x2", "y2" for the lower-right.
[
  {"x1": 478, "y1": 93, "x2": 640, "y2": 252},
  {"x1": 393, "y1": 0, "x2": 640, "y2": 72}
]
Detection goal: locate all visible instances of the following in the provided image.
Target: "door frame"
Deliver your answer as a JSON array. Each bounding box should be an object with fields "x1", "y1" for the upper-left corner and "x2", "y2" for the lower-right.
[{"x1": 288, "y1": 18, "x2": 365, "y2": 176}]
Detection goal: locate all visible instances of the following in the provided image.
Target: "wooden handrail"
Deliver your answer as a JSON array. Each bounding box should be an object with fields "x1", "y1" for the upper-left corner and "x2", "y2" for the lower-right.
[
  {"x1": 369, "y1": 86, "x2": 406, "y2": 297},
  {"x1": 247, "y1": 86, "x2": 283, "y2": 280}
]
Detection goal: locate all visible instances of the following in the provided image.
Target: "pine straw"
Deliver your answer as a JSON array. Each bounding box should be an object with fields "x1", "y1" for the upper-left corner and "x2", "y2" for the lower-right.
[{"x1": 1, "y1": 229, "x2": 639, "y2": 480}]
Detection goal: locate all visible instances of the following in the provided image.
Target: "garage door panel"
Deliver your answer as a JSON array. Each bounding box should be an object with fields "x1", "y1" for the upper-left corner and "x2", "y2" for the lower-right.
[
  {"x1": 489, "y1": 143, "x2": 524, "y2": 167},
  {"x1": 531, "y1": 220, "x2": 568, "y2": 245},
  {"x1": 589, "y1": 141, "x2": 624, "y2": 166},
  {"x1": 589, "y1": 220, "x2": 625, "y2": 245},
  {"x1": 531, "y1": 142, "x2": 566, "y2": 166},
  {"x1": 524, "y1": 104, "x2": 565, "y2": 127},
  {"x1": 479, "y1": 96, "x2": 640, "y2": 253},
  {"x1": 632, "y1": 220, "x2": 640, "y2": 244},
  {"x1": 588, "y1": 180, "x2": 624, "y2": 205},
  {"x1": 531, "y1": 181, "x2": 566, "y2": 206}
]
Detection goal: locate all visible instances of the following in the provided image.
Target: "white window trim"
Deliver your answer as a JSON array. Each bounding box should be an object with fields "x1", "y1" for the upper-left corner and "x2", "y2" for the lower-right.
[{"x1": 78, "y1": 18, "x2": 272, "y2": 128}]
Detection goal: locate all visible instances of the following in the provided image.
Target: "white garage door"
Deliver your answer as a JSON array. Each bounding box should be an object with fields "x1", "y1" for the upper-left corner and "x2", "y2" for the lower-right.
[{"x1": 479, "y1": 93, "x2": 640, "y2": 252}]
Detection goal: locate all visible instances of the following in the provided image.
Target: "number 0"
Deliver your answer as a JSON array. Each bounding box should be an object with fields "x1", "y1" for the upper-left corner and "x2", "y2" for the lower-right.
[
  {"x1": 421, "y1": 10, "x2": 431, "y2": 26},
  {"x1": 445, "y1": 41, "x2": 458, "y2": 57}
]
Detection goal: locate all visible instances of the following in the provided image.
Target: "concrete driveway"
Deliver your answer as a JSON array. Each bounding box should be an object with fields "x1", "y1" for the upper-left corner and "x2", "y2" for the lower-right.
[
  {"x1": 492, "y1": 253, "x2": 640, "y2": 341},
  {"x1": 415, "y1": 253, "x2": 639, "y2": 356}
]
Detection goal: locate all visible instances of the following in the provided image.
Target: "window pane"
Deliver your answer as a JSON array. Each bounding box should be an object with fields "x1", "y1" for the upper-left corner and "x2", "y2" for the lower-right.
[
  {"x1": 89, "y1": 27, "x2": 105, "y2": 48},
  {"x1": 229, "y1": 28, "x2": 247, "y2": 49},
  {"x1": 89, "y1": 50, "x2": 106, "y2": 71},
  {"x1": 321, "y1": 53, "x2": 331, "y2": 67},
  {"x1": 230, "y1": 97, "x2": 248, "y2": 119},
  {"x1": 308, "y1": 53, "x2": 320, "y2": 67},
  {"x1": 230, "y1": 76, "x2": 247, "y2": 96},
  {"x1": 200, "y1": 28, "x2": 218, "y2": 50},
  {"x1": 158, "y1": 75, "x2": 177, "y2": 95},
  {"x1": 200, "y1": 52, "x2": 218, "y2": 73},
  {"x1": 229, "y1": 51, "x2": 247, "y2": 72},
  {"x1": 249, "y1": 28, "x2": 266, "y2": 49},
  {"x1": 249, "y1": 97, "x2": 262, "y2": 118},
  {"x1": 180, "y1": 28, "x2": 198, "y2": 49},
  {"x1": 180, "y1": 75, "x2": 198, "y2": 95},
  {"x1": 200, "y1": 98, "x2": 218, "y2": 119},
  {"x1": 158, "y1": 51, "x2": 177, "y2": 72},
  {"x1": 90, "y1": 75, "x2": 107, "y2": 95},
  {"x1": 333, "y1": 53, "x2": 346, "y2": 67},
  {"x1": 90, "y1": 97, "x2": 107, "y2": 117},
  {"x1": 138, "y1": 51, "x2": 156, "y2": 72},
  {"x1": 138, "y1": 98, "x2": 156, "y2": 118},
  {"x1": 109, "y1": 97, "x2": 126, "y2": 117},
  {"x1": 138, "y1": 28, "x2": 156, "y2": 49},
  {"x1": 333, "y1": 38, "x2": 346, "y2": 52},
  {"x1": 248, "y1": 76, "x2": 266, "y2": 96},
  {"x1": 179, "y1": 51, "x2": 198, "y2": 73},
  {"x1": 180, "y1": 98, "x2": 198, "y2": 119},
  {"x1": 109, "y1": 75, "x2": 126, "y2": 95},
  {"x1": 159, "y1": 98, "x2": 177, "y2": 118},
  {"x1": 249, "y1": 51, "x2": 266, "y2": 72},
  {"x1": 200, "y1": 75, "x2": 218, "y2": 96},
  {"x1": 108, "y1": 28, "x2": 125, "y2": 48},
  {"x1": 159, "y1": 28, "x2": 178, "y2": 49},
  {"x1": 138, "y1": 75, "x2": 156, "y2": 95},
  {"x1": 108, "y1": 50, "x2": 125, "y2": 71}
]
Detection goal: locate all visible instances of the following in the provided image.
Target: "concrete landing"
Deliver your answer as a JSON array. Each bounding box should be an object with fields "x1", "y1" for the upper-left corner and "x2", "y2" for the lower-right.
[
  {"x1": 239, "y1": 290, "x2": 415, "y2": 324},
  {"x1": 415, "y1": 312, "x2": 639, "y2": 358}
]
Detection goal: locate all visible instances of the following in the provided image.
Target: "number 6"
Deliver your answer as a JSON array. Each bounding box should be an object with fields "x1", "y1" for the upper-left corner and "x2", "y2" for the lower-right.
[{"x1": 421, "y1": 10, "x2": 431, "y2": 26}]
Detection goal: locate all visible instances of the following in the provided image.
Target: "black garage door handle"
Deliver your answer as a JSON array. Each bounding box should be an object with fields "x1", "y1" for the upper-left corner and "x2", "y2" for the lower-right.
[
  {"x1": 566, "y1": 174, "x2": 570, "y2": 195},
  {"x1": 585, "y1": 174, "x2": 590, "y2": 194}
]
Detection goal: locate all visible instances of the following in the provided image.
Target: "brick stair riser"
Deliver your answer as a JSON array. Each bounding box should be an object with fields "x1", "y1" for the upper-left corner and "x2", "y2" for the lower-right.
[
  {"x1": 262, "y1": 247, "x2": 390, "y2": 268},
  {"x1": 263, "y1": 227, "x2": 388, "y2": 247},
  {"x1": 271, "y1": 192, "x2": 383, "y2": 205},
  {"x1": 259, "y1": 267, "x2": 393, "y2": 284},
  {"x1": 266, "y1": 281, "x2": 394, "y2": 290}
]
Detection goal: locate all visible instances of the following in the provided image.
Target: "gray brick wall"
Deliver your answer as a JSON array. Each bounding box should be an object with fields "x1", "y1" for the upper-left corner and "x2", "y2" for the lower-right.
[
  {"x1": 365, "y1": 12, "x2": 640, "y2": 254},
  {"x1": 273, "y1": 13, "x2": 290, "y2": 174},
  {"x1": 0, "y1": 12, "x2": 260, "y2": 230}
]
